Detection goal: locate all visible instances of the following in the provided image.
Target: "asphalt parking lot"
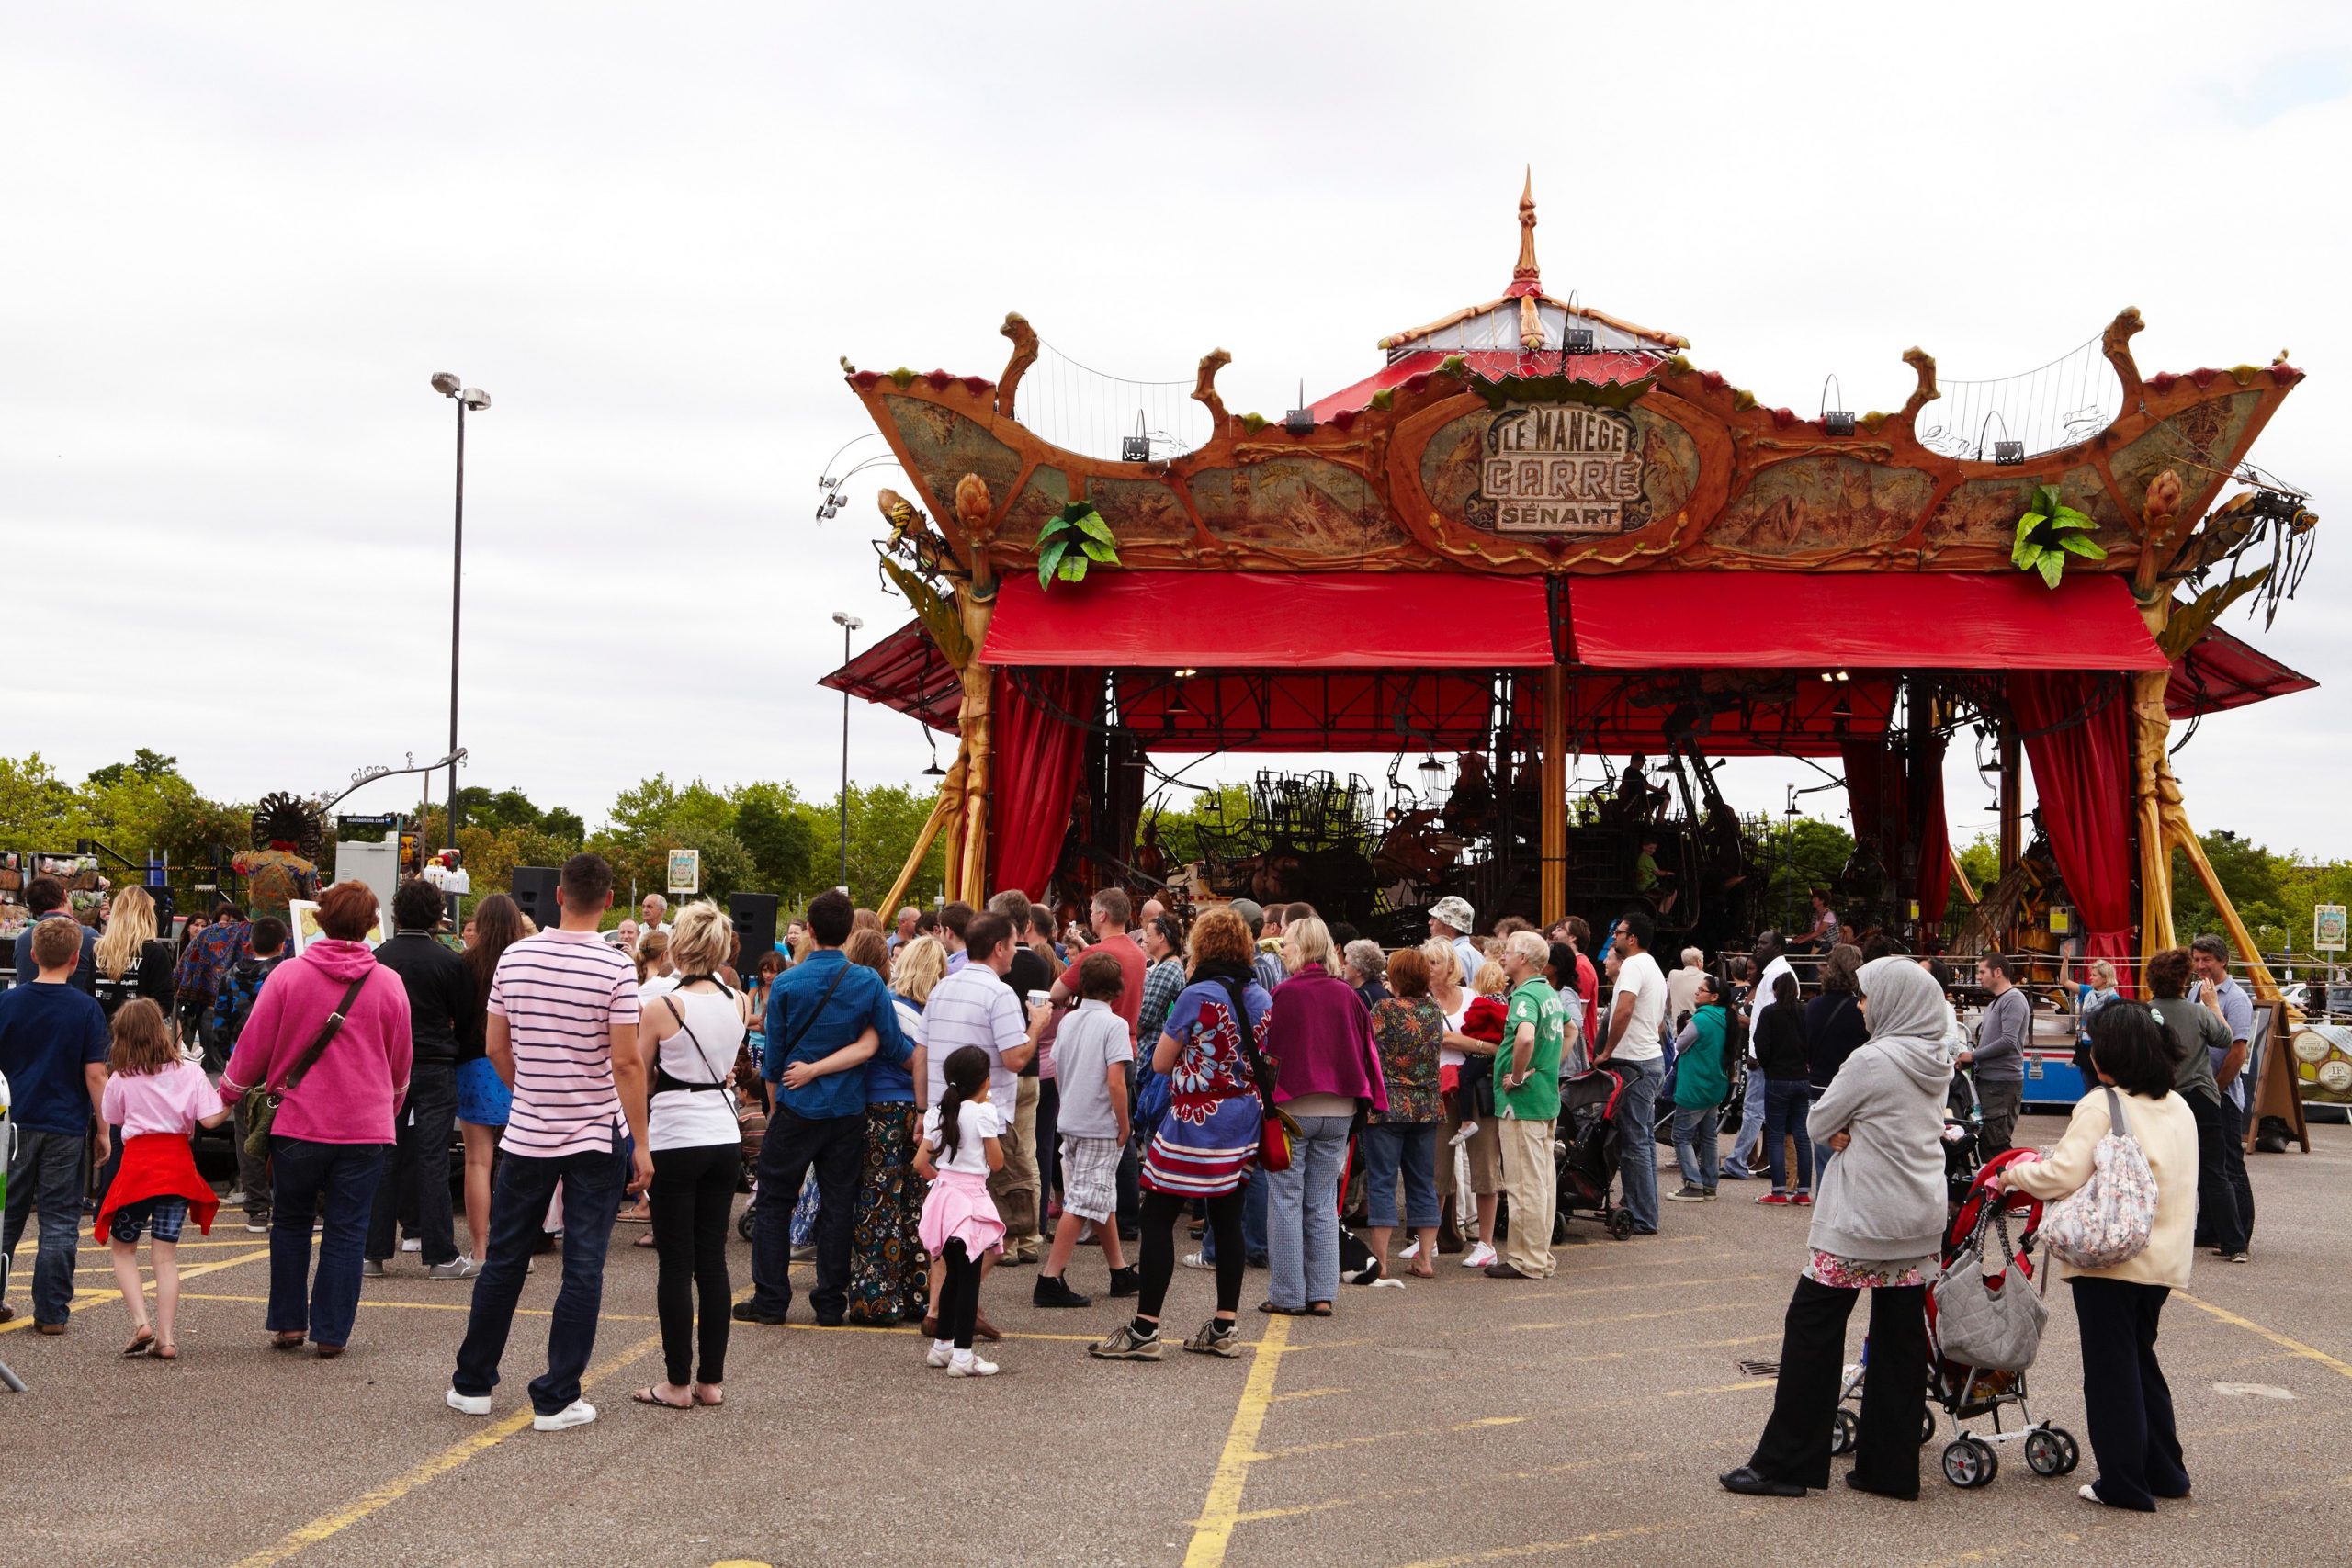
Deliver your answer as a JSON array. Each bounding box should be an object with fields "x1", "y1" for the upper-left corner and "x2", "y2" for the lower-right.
[{"x1": 9, "y1": 1111, "x2": 2352, "y2": 1568}]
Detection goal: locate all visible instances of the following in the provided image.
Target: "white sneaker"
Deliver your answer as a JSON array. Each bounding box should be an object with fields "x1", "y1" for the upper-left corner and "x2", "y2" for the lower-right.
[
  {"x1": 1180, "y1": 1251, "x2": 1211, "y2": 1271},
  {"x1": 1399, "y1": 1239, "x2": 1421, "y2": 1262},
  {"x1": 925, "y1": 1339, "x2": 955, "y2": 1368},
  {"x1": 224, "y1": 1188, "x2": 246, "y2": 1206},
  {"x1": 445, "y1": 1388, "x2": 492, "y2": 1416},
  {"x1": 401, "y1": 1238, "x2": 422, "y2": 1254},
  {"x1": 532, "y1": 1399, "x2": 598, "y2": 1432},
  {"x1": 1462, "y1": 1241, "x2": 1498, "y2": 1269},
  {"x1": 1450, "y1": 1122, "x2": 1480, "y2": 1148},
  {"x1": 946, "y1": 1351, "x2": 1000, "y2": 1378}
]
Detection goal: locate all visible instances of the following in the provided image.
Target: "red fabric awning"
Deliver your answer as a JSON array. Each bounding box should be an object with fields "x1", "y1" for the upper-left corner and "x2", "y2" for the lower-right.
[
  {"x1": 2169, "y1": 622, "x2": 2319, "y2": 717},
  {"x1": 819, "y1": 620, "x2": 960, "y2": 732},
  {"x1": 1308, "y1": 349, "x2": 1663, "y2": 422},
  {"x1": 1566, "y1": 572, "x2": 2169, "y2": 671},
  {"x1": 978, "y1": 571, "x2": 1555, "y2": 670}
]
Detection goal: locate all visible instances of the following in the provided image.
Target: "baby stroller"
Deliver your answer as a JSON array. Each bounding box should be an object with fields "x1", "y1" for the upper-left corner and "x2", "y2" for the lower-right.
[
  {"x1": 1551, "y1": 1065, "x2": 1635, "y2": 1241},
  {"x1": 1832, "y1": 1149, "x2": 2079, "y2": 1488},
  {"x1": 1941, "y1": 1074, "x2": 1982, "y2": 1213}
]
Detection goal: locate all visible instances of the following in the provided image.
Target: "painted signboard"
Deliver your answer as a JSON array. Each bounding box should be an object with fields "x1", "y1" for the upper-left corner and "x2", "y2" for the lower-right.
[{"x1": 1476, "y1": 405, "x2": 1643, "y2": 533}]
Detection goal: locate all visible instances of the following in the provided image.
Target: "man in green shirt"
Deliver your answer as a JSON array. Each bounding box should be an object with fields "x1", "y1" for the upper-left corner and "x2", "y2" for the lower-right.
[{"x1": 1488, "y1": 930, "x2": 1566, "y2": 1280}]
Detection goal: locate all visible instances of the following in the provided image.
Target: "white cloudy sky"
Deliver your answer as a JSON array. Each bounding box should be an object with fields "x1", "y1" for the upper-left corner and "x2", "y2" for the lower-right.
[{"x1": 6, "y1": 4, "x2": 2347, "y2": 856}]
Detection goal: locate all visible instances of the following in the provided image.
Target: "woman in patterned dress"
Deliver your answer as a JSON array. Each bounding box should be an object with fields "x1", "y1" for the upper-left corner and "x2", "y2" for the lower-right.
[
  {"x1": 1361, "y1": 945, "x2": 1444, "y2": 1280},
  {"x1": 1091, "y1": 906, "x2": 1270, "y2": 1362},
  {"x1": 842, "y1": 931, "x2": 943, "y2": 1325}
]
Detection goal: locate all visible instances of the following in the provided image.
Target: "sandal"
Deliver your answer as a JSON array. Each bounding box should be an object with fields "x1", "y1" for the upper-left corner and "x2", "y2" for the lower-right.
[
  {"x1": 313, "y1": 1343, "x2": 345, "y2": 1359},
  {"x1": 123, "y1": 1328, "x2": 155, "y2": 1357},
  {"x1": 271, "y1": 1331, "x2": 307, "y2": 1351},
  {"x1": 1307, "y1": 1302, "x2": 1334, "y2": 1316},
  {"x1": 630, "y1": 1386, "x2": 694, "y2": 1409},
  {"x1": 1257, "y1": 1301, "x2": 1309, "y2": 1316},
  {"x1": 155, "y1": 1342, "x2": 178, "y2": 1361},
  {"x1": 634, "y1": 1232, "x2": 657, "y2": 1248},
  {"x1": 693, "y1": 1384, "x2": 725, "y2": 1407}
]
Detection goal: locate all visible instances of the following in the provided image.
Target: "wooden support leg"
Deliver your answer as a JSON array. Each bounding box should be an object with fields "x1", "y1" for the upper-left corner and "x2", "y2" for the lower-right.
[{"x1": 1540, "y1": 664, "x2": 1567, "y2": 927}]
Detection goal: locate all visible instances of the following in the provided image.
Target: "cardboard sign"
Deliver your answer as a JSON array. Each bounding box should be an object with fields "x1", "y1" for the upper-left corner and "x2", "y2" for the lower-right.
[{"x1": 667, "y1": 849, "x2": 701, "y2": 896}]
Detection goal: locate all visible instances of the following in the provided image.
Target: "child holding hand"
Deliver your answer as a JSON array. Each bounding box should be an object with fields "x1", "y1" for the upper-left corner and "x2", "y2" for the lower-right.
[
  {"x1": 914, "y1": 1045, "x2": 1007, "y2": 1378},
  {"x1": 95, "y1": 1000, "x2": 229, "y2": 1359}
]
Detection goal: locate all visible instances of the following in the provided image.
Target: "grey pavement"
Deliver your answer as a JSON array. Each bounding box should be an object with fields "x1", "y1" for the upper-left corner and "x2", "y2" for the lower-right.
[{"x1": 7, "y1": 1112, "x2": 2351, "y2": 1567}]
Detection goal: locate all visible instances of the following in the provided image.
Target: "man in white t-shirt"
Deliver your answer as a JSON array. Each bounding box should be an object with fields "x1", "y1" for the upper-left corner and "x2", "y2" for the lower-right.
[
  {"x1": 1723, "y1": 932, "x2": 1793, "y2": 1182},
  {"x1": 1597, "y1": 910, "x2": 1668, "y2": 1236},
  {"x1": 639, "y1": 893, "x2": 672, "y2": 937}
]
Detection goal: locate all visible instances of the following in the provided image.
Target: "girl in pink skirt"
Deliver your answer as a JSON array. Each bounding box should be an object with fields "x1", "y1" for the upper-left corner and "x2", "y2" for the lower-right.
[{"x1": 915, "y1": 1045, "x2": 1006, "y2": 1377}]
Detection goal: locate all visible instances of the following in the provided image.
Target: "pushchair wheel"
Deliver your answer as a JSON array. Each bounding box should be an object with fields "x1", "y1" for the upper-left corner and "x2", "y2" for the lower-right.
[
  {"x1": 1606, "y1": 1209, "x2": 1634, "y2": 1241},
  {"x1": 1920, "y1": 1407, "x2": 1938, "y2": 1445},
  {"x1": 2024, "y1": 1428, "x2": 2070, "y2": 1476},
  {"x1": 1830, "y1": 1407, "x2": 1858, "y2": 1456},
  {"x1": 1941, "y1": 1437, "x2": 1997, "y2": 1489},
  {"x1": 1553, "y1": 1212, "x2": 1569, "y2": 1245},
  {"x1": 737, "y1": 1204, "x2": 756, "y2": 1242}
]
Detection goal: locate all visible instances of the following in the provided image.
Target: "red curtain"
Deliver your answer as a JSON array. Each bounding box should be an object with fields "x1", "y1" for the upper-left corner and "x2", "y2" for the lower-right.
[
  {"x1": 1840, "y1": 732, "x2": 1955, "y2": 929},
  {"x1": 989, "y1": 668, "x2": 1098, "y2": 902},
  {"x1": 2012, "y1": 671, "x2": 2136, "y2": 977}
]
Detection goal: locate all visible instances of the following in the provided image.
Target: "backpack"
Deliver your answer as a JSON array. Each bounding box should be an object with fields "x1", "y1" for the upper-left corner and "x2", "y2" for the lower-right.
[
  {"x1": 215, "y1": 953, "x2": 287, "y2": 1050},
  {"x1": 2039, "y1": 1087, "x2": 2158, "y2": 1270}
]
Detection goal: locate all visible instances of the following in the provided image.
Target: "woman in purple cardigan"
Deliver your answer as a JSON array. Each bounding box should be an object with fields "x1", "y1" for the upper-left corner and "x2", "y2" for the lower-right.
[{"x1": 1260, "y1": 917, "x2": 1386, "y2": 1316}]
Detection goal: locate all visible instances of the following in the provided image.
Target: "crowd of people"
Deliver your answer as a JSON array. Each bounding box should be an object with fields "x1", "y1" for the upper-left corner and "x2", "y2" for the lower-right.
[{"x1": 0, "y1": 860, "x2": 2271, "y2": 1504}]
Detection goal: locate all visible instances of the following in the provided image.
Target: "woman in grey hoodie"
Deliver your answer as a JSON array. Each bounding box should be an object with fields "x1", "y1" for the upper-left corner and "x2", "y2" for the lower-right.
[{"x1": 1722, "y1": 956, "x2": 1953, "y2": 1501}]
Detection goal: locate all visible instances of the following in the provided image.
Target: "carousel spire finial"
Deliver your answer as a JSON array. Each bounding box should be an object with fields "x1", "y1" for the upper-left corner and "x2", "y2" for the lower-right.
[{"x1": 1514, "y1": 166, "x2": 1540, "y2": 285}]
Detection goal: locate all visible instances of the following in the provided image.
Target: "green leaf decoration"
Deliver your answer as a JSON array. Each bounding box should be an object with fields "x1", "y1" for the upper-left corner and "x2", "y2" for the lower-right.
[
  {"x1": 2015, "y1": 510, "x2": 2049, "y2": 547},
  {"x1": 2012, "y1": 533, "x2": 2041, "y2": 570},
  {"x1": 880, "y1": 559, "x2": 972, "y2": 666},
  {"x1": 1058, "y1": 554, "x2": 1089, "y2": 582},
  {"x1": 2036, "y1": 550, "x2": 2065, "y2": 588},
  {"x1": 1079, "y1": 536, "x2": 1120, "y2": 563},
  {"x1": 1071, "y1": 512, "x2": 1116, "y2": 546},
  {"x1": 1036, "y1": 536, "x2": 1069, "y2": 589},
  {"x1": 2027, "y1": 484, "x2": 2061, "y2": 516},
  {"x1": 2157, "y1": 567, "x2": 2271, "y2": 660},
  {"x1": 1034, "y1": 502, "x2": 1120, "y2": 592},
  {"x1": 2050, "y1": 505, "x2": 2096, "y2": 532},
  {"x1": 2057, "y1": 533, "x2": 2108, "y2": 560}
]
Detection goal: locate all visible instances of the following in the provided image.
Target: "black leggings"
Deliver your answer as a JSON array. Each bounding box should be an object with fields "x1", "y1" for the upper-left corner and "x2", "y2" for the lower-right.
[
  {"x1": 1138, "y1": 1188, "x2": 1242, "y2": 1321},
  {"x1": 649, "y1": 1140, "x2": 737, "y2": 1387},
  {"x1": 933, "y1": 1240, "x2": 982, "y2": 1350}
]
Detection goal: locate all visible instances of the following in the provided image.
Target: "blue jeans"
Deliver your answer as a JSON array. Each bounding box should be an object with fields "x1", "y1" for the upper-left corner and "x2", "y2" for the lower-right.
[
  {"x1": 1359, "y1": 1122, "x2": 1439, "y2": 1228},
  {"x1": 3, "y1": 1127, "x2": 88, "y2": 1325},
  {"x1": 1615, "y1": 1057, "x2": 1664, "y2": 1232},
  {"x1": 1724, "y1": 1067, "x2": 1769, "y2": 1177},
  {"x1": 1671, "y1": 1104, "x2": 1721, "y2": 1190},
  {"x1": 1264, "y1": 1114, "x2": 1352, "y2": 1310},
  {"x1": 1201, "y1": 1158, "x2": 1269, "y2": 1265},
  {"x1": 267, "y1": 1137, "x2": 389, "y2": 1348},
  {"x1": 1763, "y1": 1077, "x2": 1814, "y2": 1193},
  {"x1": 454, "y1": 1137, "x2": 628, "y2": 1415}
]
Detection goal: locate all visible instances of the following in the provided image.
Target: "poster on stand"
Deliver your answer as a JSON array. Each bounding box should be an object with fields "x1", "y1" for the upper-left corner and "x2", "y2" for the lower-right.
[{"x1": 289, "y1": 897, "x2": 383, "y2": 952}]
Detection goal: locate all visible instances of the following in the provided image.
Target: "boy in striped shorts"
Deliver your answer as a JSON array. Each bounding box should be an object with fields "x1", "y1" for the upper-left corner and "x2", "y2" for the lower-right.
[{"x1": 1032, "y1": 953, "x2": 1136, "y2": 1308}]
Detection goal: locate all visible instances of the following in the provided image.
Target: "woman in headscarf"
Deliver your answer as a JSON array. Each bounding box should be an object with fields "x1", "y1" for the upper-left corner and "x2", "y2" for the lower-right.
[{"x1": 1722, "y1": 955, "x2": 1953, "y2": 1501}]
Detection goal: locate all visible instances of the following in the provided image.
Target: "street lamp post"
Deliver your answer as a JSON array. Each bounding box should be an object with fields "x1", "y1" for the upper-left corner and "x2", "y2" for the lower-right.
[
  {"x1": 831, "y1": 612, "x2": 863, "y2": 890},
  {"x1": 430, "y1": 373, "x2": 491, "y2": 851}
]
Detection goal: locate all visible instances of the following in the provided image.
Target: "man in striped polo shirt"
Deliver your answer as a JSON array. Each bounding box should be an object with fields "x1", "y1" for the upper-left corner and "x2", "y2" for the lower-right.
[{"x1": 447, "y1": 852, "x2": 650, "y2": 1432}]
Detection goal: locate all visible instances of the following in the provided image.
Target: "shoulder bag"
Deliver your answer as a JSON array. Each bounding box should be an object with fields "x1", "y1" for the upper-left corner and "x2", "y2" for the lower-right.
[
  {"x1": 1216, "y1": 975, "x2": 1300, "y2": 1173},
  {"x1": 2040, "y1": 1087, "x2": 2158, "y2": 1269},
  {"x1": 1932, "y1": 1204, "x2": 2048, "y2": 1372},
  {"x1": 242, "y1": 976, "x2": 370, "y2": 1157}
]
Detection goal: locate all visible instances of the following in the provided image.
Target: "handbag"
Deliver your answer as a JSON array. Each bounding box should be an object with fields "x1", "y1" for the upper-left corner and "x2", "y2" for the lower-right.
[
  {"x1": 242, "y1": 976, "x2": 369, "y2": 1156},
  {"x1": 2040, "y1": 1087, "x2": 2158, "y2": 1269},
  {"x1": 1932, "y1": 1205, "x2": 2048, "y2": 1372}
]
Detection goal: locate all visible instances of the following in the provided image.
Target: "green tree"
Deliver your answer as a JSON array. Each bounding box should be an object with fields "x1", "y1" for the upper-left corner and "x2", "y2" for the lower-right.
[
  {"x1": 814, "y1": 784, "x2": 947, "y2": 910},
  {"x1": 1954, "y1": 832, "x2": 1999, "y2": 897},
  {"x1": 732, "y1": 784, "x2": 818, "y2": 895},
  {"x1": 84, "y1": 749, "x2": 181, "y2": 790},
  {"x1": 2172, "y1": 829, "x2": 2292, "y2": 955},
  {"x1": 0, "y1": 754, "x2": 85, "y2": 848},
  {"x1": 1758, "y1": 817, "x2": 1855, "y2": 932}
]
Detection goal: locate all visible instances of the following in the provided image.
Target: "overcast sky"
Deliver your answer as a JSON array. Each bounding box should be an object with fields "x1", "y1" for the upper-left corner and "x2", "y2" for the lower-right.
[{"x1": 6, "y1": 4, "x2": 2347, "y2": 858}]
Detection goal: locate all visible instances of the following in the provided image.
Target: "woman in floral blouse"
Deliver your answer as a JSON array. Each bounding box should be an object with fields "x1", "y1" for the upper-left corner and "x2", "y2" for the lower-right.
[{"x1": 1359, "y1": 945, "x2": 1444, "y2": 1281}]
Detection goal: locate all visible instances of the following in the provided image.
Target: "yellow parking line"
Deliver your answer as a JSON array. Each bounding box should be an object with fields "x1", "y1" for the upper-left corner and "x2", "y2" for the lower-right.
[
  {"x1": 0, "y1": 1246, "x2": 272, "y2": 1332},
  {"x1": 1181, "y1": 1313, "x2": 1290, "y2": 1568},
  {"x1": 228, "y1": 1325, "x2": 668, "y2": 1567},
  {"x1": 2175, "y1": 1291, "x2": 2352, "y2": 1381}
]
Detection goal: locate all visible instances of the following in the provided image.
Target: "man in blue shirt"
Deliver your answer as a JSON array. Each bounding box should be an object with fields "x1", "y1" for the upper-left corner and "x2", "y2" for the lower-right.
[
  {"x1": 10, "y1": 875, "x2": 97, "y2": 994},
  {"x1": 0, "y1": 918, "x2": 111, "y2": 1331},
  {"x1": 737, "y1": 889, "x2": 906, "y2": 1327}
]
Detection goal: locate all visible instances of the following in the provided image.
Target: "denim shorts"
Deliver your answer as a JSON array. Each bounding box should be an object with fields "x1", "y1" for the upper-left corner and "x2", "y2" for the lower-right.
[{"x1": 110, "y1": 1196, "x2": 189, "y2": 1245}]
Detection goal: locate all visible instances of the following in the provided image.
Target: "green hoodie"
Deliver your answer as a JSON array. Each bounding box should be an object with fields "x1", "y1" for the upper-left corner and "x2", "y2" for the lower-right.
[{"x1": 1673, "y1": 1003, "x2": 1730, "y2": 1109}]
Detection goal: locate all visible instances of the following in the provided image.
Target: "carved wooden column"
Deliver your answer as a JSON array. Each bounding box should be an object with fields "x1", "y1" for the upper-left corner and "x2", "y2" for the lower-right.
[{"x1": 1540, "y1": 663, "x2": 1567, "y2": 925}]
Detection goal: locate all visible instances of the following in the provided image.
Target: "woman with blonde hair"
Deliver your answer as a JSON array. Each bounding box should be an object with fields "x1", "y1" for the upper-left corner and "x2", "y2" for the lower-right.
[
  {"x1": 1261, "y1": 916, "x2": 1385, "y2": 1317},
  {"x1": 94, "y1": 886, "x2": 177, "y2": 1021},
  {"x1": 632, "y1": 901, "x2": 746, "y2": 1409},
  {"x1": 1419, "y1": 936, "x2": 1501, "y2": 1267},
  {"x1": 846, "y1": 931, "x2": 944, "y2": 1325}
]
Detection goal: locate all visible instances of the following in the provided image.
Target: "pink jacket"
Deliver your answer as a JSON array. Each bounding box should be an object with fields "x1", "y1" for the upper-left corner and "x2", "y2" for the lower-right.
[
  {"x1": 221, "y1": 940, "x2": 412, "y2": 1145},
  {"x1": 1265, "y1": 963, "x2": 1388, "y2": 1112}
]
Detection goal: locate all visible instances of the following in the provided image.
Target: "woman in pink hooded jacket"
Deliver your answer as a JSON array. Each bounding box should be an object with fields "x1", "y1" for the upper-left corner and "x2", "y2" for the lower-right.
[{"x1": 221, "y1": 881, "x2": 411, "y2": 1356}]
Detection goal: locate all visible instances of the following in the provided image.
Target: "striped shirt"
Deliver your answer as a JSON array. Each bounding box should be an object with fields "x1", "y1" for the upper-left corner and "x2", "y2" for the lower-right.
[
  {"x1": 921, "y1": 962, "x2": 1028, "y2": 1111},
  {"x1": 489, "y1": 928, "x2": 640, "y2": 1159}
]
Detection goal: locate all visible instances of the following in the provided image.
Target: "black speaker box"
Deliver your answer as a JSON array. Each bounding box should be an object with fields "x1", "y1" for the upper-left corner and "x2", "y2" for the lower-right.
[
  {"x1": 729, "y1": 892, "x2": 779, "y2": 967},
  {"x1": 509, "y1": 866, "x2": 560, "y2": 929}
]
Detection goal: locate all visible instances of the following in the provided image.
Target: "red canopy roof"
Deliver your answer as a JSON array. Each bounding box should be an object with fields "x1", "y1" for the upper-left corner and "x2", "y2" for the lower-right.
[
  {"x1": 978, "y1": 570, "x2": 1555, "y2": 670},
  {"x1": 819, "y1": 620, "x2": 959, "y2": 732},
  {"x1": 1565, "y1": 572, "x2": 2169, "y2": 671},
  {"x1": 1307, "y1": 349, "x2": 1661, "y2": 422},
  {"x1": 2169, "y1": 621, "x2": 2319, "y2": 717}
]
